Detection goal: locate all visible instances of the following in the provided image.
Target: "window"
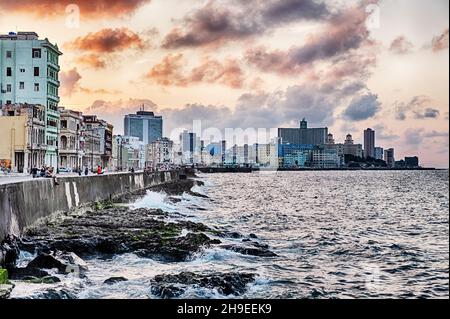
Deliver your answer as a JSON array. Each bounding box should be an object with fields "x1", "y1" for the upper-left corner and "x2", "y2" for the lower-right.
[
  {"x1": 34, "y1": 83, "x2": 40, "y2": 92},
  {"x1": 20, "y1": 68, "x2": 25, "y2": 73},
  {"x1": 6, "y1": 100, "x2": 11, "y2": 105},
  {"x1": 19, "y1": 82, "x2": 24, "y2": 90},
  {"x1": 6, "y1": 67, "x2": 12, "y2": 76},
  {"x1": 6, "y1": 51, "x2": 12, "y2": 58},
  {"x1": 34, "y1": 67, "x2": 39, "y2": 76},
  {"x1": 6, "y1": 84, "x2": 11, "y2": 92},
  {"x1": 32, "y1": 48, "x2": 41, "y2": 58}
]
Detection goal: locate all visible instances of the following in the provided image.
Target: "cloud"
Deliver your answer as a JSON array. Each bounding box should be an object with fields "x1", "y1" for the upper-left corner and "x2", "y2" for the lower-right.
[
  {"x1": 245, "y1": 3, "x2": 374, "y2": 75},
  {"x1": 343, "y1": 93, "x2": 381, "y2": 121},
  {"x1": 431, "y1": 29, "x2": 449, "y2": 52},
  {"x1": 66, "y1": 28, "x2": 147, "y2": 53},
  {"x1": 389, "y1": 36, "x2": 414, "y2": 54},
  {"x1": 373, "y1": 124, "x2": 400, "y2": 141},
  {"x1": 404, "y1": 128, "x2": 424, "y2": 146},
  {"x1": 161, "y1": 0, "x2": 330, "y2": 49},
  {"x1": 60, "y1": 68, "x2": 82, "y2": 96},
  {"x1": 394, "y1": 96, "x2": 441, "y2": 120},
  {"x1": 146, "y1": 54, "x2": 246, "y2": 89},
  {"x1": 423, "y1": 130, "x2": 449, "y2": 138},
  {"x1": 0, "y1": 0, "x2": 151, "y2": 17},
  {"x1": 60, "y1": 68, "x2": 120, "y2": 96},
  {"x1": 75, "y1": 54, "x2": 107, "y2": 69}
]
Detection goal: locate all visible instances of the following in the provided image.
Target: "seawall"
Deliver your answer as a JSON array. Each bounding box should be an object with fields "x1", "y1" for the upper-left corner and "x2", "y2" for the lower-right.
[{"x1": 0, "y1": 170, "x2": 181, "y2": 242}]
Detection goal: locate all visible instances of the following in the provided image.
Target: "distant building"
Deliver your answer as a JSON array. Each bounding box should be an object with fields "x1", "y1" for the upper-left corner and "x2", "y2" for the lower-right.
[
  {"x1": 343, "y1": 134, "x2": 363, "y2": 158},
  {"x1": 374, "y1": 147, "x2": 384, "y2": 161},
  {"x1": 364, "y1": 128, "x2": 375, "y2": 159},
  {"x1": 0, "y1": 31, "x2": 62, "y2": 167},
  {"x1": 405, "y1": 156, "x2": 419, "y2": 168},
  {"x1": 147, "y1": 137, "x2": 174, "y2": 168},
  {"x1": 83, "y1": 115, "x2": 113, "y2": 169},
  {"x1": 278, "y1": 144, "x2": 313, "y2": 168},
  {"x1": 124, "y1": 110, "x2": 162, "y2": 145},
  {"x1": 278, "y1": 119, "x2": 328, "y2": 146},
  {"x1": 312, "y1": 147, "x2": 340, "y2": 168},
  {"x1": 384, "y1": 148, "x2": 395, "y2": 168}
]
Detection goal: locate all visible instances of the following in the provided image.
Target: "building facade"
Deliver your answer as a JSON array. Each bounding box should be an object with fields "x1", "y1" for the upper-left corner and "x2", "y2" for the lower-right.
[
  {"x1": 384, "y1": 148, "x2": 395, "y2": 168},
  {"x1": 278, "y1": 119, "x2": 328, "y2": 146},
  {"x1": 343, "y1": 134, "x2": 363, "y2": 158},
  {"x1": 59, "y1": 107, "x2": 83, "y2": 171},
  {"x1": 374, "y1": 147, "x2": 384, "y2": 161},
  {"x1": 147, "y1": 137, "x2": 174, "y2": 168},
  {"x1": 1, "y1": 31, "x2": 62, "y2": 167},
  {"x1": 364, "y1": 128, "x2": 376, "y2": 159},
  {"x1": 124, "y1": 110, "x2": 162, "y2": 145},
  {"x1": 0, "y1": 103, "x2": 46, "y2": 172}
]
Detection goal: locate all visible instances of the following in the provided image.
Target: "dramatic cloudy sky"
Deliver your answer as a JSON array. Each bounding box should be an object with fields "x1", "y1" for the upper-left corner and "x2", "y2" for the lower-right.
[{"x1": 0, "y1": 0, "x2": 448, "y2": 167}]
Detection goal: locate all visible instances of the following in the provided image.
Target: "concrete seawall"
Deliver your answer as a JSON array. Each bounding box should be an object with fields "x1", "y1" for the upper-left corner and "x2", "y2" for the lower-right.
[{"x1": 0, "y1": 170, "x2": 181, "y2": 241}]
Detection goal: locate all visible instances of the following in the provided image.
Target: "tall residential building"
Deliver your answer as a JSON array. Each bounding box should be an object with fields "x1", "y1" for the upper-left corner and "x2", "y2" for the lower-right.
[
  {"x1": 0, "y1": 31, "x2": 62, "y2": 167},
  {"x1": 374, "y1": 147, "x2": 384, "y2": 161},
  {"x1": 364, "y1": 128, "x2": 375, "y2": 159},
  {"x1": 384, "y1": 148, "x2": 395, "y2": 168},
  {"x1": 180, "y1": 130, "x2": 196, "y2": 164},
  {"x1": 147, "y1": 137, "x2": 174, "y2": 168},
  {"x1": 278, "y1": 119, "x2": 328, "y2": 146},
  {"x1": 124, "y1": 110, "x2": 162, "y2": 145},
  {"x1": 83, "y1": 115, "x2": 114, "y2": 169}
]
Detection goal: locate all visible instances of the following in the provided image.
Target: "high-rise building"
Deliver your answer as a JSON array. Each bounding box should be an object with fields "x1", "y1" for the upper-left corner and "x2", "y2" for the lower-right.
[
  {"x1": 384, "y1": 148, "x2": 395, "y2": 168},
  {"x1": 278, "y1": 119, "x2": 328, "y2": 145},
  {"x1": 180, "y1": 130, "x2": 196, "y2": 164},
  {"x1": 124, "y1": 110, "x2": 162, "y2": 145},
  {"x1": 1, "y1": 31, "x2": 62, "y2": 167},
  {"x1": 364, "y1": 128, "x2": 375, "y2": 159}
]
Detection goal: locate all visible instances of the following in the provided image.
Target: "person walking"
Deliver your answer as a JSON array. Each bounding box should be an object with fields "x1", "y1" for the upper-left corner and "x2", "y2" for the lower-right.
[
  {"x1": 31, "y1": 166, "x2": 38, "y2": 178},
  {"x1": 84, "y1": 166, "x2": 89, "y2": 176}
]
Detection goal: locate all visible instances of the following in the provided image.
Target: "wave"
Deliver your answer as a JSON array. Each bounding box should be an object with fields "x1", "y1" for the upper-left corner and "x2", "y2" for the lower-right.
[{"x1": 131, "y1": 191, "x2": 178, "y2": 212}]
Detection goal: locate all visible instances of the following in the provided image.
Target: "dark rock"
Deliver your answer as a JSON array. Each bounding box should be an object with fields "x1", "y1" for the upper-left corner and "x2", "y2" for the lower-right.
[
  {"x1": 20, "y1": 206, "x2": 220, "y2": 263},
  {"x1": 151, "y1": 272, "x2": 255, "y2": 298},
  {"x1": 25, "y1": 252, "x2": 88, "y2": 277},
  {"x1": 249, "y1": 234, "x2": 258, "y2": 239},
  {"x1": 9, "y1": 267, "x2": 51, "y2": 280},
  {"x1": 0, "y1": 236, "x2": 20, "y2": 271},
  {"x1": 0, "y1": 284, "x2": 14, "y2": 299},
  {"x1": 40, "y1": 288, "x2": 77, "y2": 299},
  {"x1": 23, "y1": 276, "x2": 61, "y2": 284},
  {"x1": 104, "y1": 277, "x2": 128, "y2": 285},
  {"x1": 221, "y1": 245, "x2": 277, "y2": 257}
]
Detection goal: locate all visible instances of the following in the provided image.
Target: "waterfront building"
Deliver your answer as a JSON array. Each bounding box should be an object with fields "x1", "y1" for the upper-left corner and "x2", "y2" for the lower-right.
[
  {"x1": 180, "y1": 130, "x2": 197, "y2": 164},
  {"x1": 311, "y1": 147, "x2": 341, "y2": 168},
  {"x1": 343, "y1": 134, "x2": 363, "y2": 158},
  {"x1": 364, "y1": 128, "x2": 376, "y2": 159},
  {"x1": 58, "y1": 107, "x2": 83, "y2": 171},
  {"x1": 324, "y1": 133, "x2": 345, "y2": 166},
  {"x1": 82, "y1": 115, "x2": 113, "y2": 170},
  {"x1": 278, "y1": 144, "x2": 313, "y2": 168},
  {"x1": 124, "y1": 110, "x2": 162, "y2": 145},
  {"x1": 147, "y1": 137, "x2": 174, "y2": 168},
  {"x1": 257, "y1": 142, "x2": 278, "y2": 167},
  {"x1": 1, "y1": 31, "x2": 62, "y2": 168},
  {"x1": 278, "y1": 118, "x2": 328, "y2": 145},
  {"x1": 374, "y1": 147, "x2": 384, "y2": 161},
  {"x1": 0, "y1": 103, "x2": 46, "y2": 172},
  {"x1": 384, "y1": 148, "x2": 395, "y2": 168}
]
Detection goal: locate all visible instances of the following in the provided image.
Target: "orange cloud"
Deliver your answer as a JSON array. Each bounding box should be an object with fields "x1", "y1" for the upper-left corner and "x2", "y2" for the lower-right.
[
  {"x1": 432, "y1": 29, "x2": 449, "y2": 52},
  {"x1": 60, "y1": 68, "x2": 82, "y2": 96},
  {"x1": 146, "y1": 55, "x2": 245, "y2": 89},
  {"x1": 0, "y1": 0, "x2": 151, "y2": 17},
  {"x1": 66, "y1": 28, "x2": 146, "y2": 53},
  {"x1": 75, "y1": 54, "x2": 107, "y2": 69}
]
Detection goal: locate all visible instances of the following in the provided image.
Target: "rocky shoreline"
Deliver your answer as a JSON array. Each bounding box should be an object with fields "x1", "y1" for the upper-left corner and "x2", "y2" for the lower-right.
[{"x1": 0, "y1": 178, "x2": 276, "y2": 299}]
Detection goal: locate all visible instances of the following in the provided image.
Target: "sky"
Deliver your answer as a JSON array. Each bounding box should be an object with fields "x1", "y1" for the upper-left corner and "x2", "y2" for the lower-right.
[{"x1": 0, "y1": 0, "x2": 448, "y2": 167}]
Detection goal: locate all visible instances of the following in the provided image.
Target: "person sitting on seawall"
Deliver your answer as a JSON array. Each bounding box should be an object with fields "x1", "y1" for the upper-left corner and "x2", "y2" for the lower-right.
[
  {"x1": 97, "y1": 166, "x2": 104, "y2": 175},
  {"x1": 84, "y1": 166, "x2": 89, "y2": 176}
]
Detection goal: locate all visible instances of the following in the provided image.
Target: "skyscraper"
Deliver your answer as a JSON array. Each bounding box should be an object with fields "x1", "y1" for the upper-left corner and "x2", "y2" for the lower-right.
[
  {"x1": 364, "y1": 128, "x2": 375, "y2": 159},
  {"x1": 1, "y1": 31, "x2": 62, "y2": 167},
  {"x1": 124, "y1": 110, "x2": 162, "y2": 144}
]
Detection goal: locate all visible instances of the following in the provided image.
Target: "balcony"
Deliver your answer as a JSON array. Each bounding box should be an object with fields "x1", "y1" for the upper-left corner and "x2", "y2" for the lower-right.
[
  {"x1": 46, "y1": 126, "x2": 58, "y2": 134},
  {"x1": 47, "y1": 77, "x2": 60, "y2": 87},
  {"x1": 47, "y1": 93, "x2": 60, "y2": 103},
  {"x1": 47, "y1": 60, "x2": 60, "y2": 71},
  {"x1": 47, "y1": 108, "x2": 60, "y2": 118}
]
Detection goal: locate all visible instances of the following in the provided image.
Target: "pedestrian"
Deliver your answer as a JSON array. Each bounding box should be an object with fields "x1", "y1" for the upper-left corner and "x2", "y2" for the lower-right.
[
  {"x1": 31, "y1": 166, "x2": 38, "y2": 178},
  {"x1": 97, "y1": 166, "x2": 102, "y2": 175},
  {"x1": 84, "y1": 166, "x2": 89, "y2": 176},
  {"x1": 78, "y1": 167, "x2": 82, "y2": 176}
]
